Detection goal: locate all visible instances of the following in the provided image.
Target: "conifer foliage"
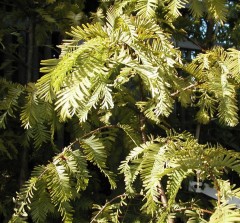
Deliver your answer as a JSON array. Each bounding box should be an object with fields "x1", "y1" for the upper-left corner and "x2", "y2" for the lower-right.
[{"x1": 2, "y1": 0, "x2": 240, "y2": 222}]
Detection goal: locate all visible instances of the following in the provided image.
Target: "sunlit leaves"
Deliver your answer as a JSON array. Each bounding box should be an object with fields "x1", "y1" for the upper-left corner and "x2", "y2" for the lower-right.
[
  {"x1": 187, "y1": 47, "x2": 239, "y2": 126},
  {"x1": 120, "y1": 132, "x2": 240, "y2": 221},
  {"x1": 188, "y1": 0, "x2": 227, "y2": 22},
  {"x1": 20, "y1": 83, "x2": 41, "y2": 129},
  {"x1": 165, "y1": 0, "x2": 188, "y2": 20},
  {"x1": 206, "y1": 0, "x2": 227, "y2": 23},
  {"x1": 7, "y1": 1, "x2": 240, "y2": 222},
  {"x1": 189, "y1": 0, "x2": 204, "y2": 18},
  {"x1": 136, "y1": 0, "x2": 159, "y2": 18},
  {"x1": 209, "y1": 204, "x2": 240, "y2": 223},
  {"x1": 227, "y1": 49, "x2": 240, "y2": 83}
]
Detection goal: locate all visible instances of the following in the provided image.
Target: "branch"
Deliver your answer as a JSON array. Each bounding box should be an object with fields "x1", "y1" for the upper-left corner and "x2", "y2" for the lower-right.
[
  {"x1": 170, "y1": 82, "x2": 203, "y2": 97},
  {"x1": 202, "y1": 159, "x2": 221, "y2": 207},
  {"x1": 175, "y1": 207, "x2": 213, "y2": 215},
  {"x1": 59, "y1": 125, "x2": 119, "y2": 152},
  {"x1": 79, "y1": 125, "x2": 118, "y2": 139},
  {"x1": 139, "y1": 75, "x2": 147, "y2": 143},
  {"x1": 138, "y1": 75, "x2": 173, "y2": 222},
  {"x1": 157, "y1": 185, "x2": 168, "y2": 207},
  {"x1": 90, "y1": 193, "x2": 126, "y2": 223},
  {"x1": 172, "y1": 26, "x2": 205, "y2": 52}
]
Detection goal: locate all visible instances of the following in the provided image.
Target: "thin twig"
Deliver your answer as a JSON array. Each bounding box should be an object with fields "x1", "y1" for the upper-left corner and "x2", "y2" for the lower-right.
[
  {"x1": 175, "y1": 207, "x2": 213, "y2": 215},
  {"x1": 121, "y1": 197, "x2": 131, "y2": 223},
  {"x1": 90, "y1": 193, "x2": 126, "y2": 223},
  {"x1": 202, "y1": 160, "x2": 221, "y2": 207},
  {"x1": 80, "y1": 125, "x2": 118, "y2": 139},
  {"x1": 60, "y1": 125, "x2": 119, "y2": 151},
  {"x1": 171, "y1": 82, "x2": 203, "y2": 97}
]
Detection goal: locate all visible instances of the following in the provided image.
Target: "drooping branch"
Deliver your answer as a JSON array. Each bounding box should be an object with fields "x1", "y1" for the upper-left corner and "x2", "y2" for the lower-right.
[{"x1": 138, "y1": 75, "x2": 174, "y2": 222}]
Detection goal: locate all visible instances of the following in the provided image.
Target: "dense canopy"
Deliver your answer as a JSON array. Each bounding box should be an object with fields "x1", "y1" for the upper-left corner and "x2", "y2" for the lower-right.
[{"x1": 1, "y1": 1, "x2": 240, "y2": 223}]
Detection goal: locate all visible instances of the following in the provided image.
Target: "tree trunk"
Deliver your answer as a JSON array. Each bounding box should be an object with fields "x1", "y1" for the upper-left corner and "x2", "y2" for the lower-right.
[
  {"x1": 19, "y1": 17, "x2": 36, "y2": 187},
  {"x1": 195, "y1": 123, "x2": 201, "y2": 142},
  {"x1": 203, "y1": 18, "x2": 215, "y2": 49},
  {"x1": 26, "y1": 18, "x2": 35, "y2": 83}
]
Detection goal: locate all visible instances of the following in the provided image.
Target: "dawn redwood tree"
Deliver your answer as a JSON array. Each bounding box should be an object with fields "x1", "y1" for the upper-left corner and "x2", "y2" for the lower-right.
[
  {"x1": 0, "y1": 1, "x2": 88, "y2": 220},
  {"x1": 1, "y1": 0, "x2": 240, "y2": 222}
]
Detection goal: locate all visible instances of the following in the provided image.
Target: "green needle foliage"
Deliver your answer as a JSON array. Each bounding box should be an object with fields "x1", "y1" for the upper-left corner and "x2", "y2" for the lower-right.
[{"x1": 2, "y1": 0, "x2": 240, "y2": 222}]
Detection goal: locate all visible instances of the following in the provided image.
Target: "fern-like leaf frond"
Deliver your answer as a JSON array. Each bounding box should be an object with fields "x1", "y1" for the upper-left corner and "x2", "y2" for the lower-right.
[
  {"x1": 30, "y1": 179, "x2": 54, "y2": 223},
  {"x1": 189, "y1": 0, "x2": 204, "y2": 18},
  {"x1": 227, "y1": 48, "x2": 240, "y2": 83},
  {"x1": 119, "y1": 144, "x2": 145, "y2": 194},
  {"x1": 10, "y1": 146, "x2": 91, "y2": 223},
  {"x1": 209, "y1": 203, "x2": 240, "y2": 223},
  {"x1": 136, "y1": 0, "x2": 159, "y2": 18},
  {"x1": 186, "y1": 47, "x2": 239, "y2": 126},
  {"x1": 81, "y1": 135, "x2": 116, "y2": 189},
  {"x1": 0, "y1": 78, "x2": 24, "y2": 129},
  {"x1": 165, "y1": 0, "x2": 188, "y2": 21},
  {"x1": 206, "y1": 0, "x2": 227, "y2": 23}
]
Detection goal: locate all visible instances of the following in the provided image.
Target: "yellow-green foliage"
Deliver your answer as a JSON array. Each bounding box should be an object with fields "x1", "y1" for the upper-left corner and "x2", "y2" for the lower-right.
[{"x1": 6, "y1": 0, "x2": 240, "y2": 222}]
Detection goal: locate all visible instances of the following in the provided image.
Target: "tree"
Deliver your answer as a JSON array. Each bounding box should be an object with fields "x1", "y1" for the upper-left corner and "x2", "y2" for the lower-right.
[
  {"x1": 0, "y1": 0, "x2": 88, "y2": 220},
  {"x1": 1, "y1": 0, "x2": 240, "y2": 222}
]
